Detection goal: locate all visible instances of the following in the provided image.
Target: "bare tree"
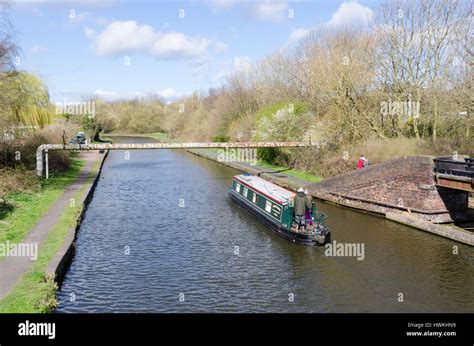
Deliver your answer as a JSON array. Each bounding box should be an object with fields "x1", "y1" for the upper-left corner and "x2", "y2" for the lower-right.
[{"x1": 373, "y1": 0, "x2": 471, "y2": 139}]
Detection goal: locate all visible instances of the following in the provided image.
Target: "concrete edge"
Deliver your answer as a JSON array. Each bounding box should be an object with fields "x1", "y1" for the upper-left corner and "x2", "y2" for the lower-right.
[
  {"x1": 386, "y1": 211, "x2": 474, "y2": 246},
  {"x1": 186, "y1": 149, "x2": 473, "y2": 246},
  {"x1": 45, "y1": 150, "x2": 109, "y2": 283}
]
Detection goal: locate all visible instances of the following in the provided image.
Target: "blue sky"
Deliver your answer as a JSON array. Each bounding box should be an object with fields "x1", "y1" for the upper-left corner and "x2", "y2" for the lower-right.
[{"x1": 8, "y1": 0, "x2": 377, "y2": 102}]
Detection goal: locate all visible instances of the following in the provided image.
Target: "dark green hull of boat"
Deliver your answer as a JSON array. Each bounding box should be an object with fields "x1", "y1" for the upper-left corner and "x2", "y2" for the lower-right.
[{"x1": 229, "y1": 189, "x2": 330, "y2": 246}]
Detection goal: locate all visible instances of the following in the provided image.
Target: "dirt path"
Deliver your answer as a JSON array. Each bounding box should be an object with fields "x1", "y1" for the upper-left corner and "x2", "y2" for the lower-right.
[{"x1": 0, "y1": 151, "x2": 102, "y2": 300}]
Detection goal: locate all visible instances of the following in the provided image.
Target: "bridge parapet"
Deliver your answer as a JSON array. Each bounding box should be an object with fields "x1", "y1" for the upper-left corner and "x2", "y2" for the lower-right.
[
  {"x1": 311, "y1": 155, "x2": 470, "y2": 222},
  {"x1": 434, "y1": 156, "x2": 473, "y2": 176},
  {"x1": 35, "y1": 141, "x2": 318, "y2": 177},
  {"x1": 434, "y1": 156, "x2": 474, "y2": 193}
]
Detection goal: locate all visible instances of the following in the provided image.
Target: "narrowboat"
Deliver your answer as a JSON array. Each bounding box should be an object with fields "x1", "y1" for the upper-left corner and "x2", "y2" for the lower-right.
[{"x1": 229, "y1": 174, "x2": 331, "y2": 245}]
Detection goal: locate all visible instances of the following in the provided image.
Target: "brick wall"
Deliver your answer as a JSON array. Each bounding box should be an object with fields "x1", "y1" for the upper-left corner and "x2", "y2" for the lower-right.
[{"x1": 310, "y1": 156, "x2": 468, "y2": 213}]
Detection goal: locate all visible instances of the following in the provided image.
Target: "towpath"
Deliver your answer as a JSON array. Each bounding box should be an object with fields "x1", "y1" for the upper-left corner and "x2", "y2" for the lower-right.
[{"x1": 0, "y1": 151, "x2": 102, "y2": 299}]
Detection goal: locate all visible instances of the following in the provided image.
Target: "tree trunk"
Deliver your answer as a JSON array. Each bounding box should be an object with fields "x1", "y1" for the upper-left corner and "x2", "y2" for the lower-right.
[
  {"x1": 432, "y1": 94, "x2": 438, "y2": 140},
  {"x1": 413, "y1": 88, "x2": 421, "y2": 139}
]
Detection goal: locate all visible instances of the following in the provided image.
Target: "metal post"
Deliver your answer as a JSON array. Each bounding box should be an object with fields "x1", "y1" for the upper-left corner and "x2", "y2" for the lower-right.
[
  {"x1": 45, "y1": 149, "x2": 49, "y2": 180},
  {"x1": 36, "y1": 145, "x2": 44, "y2": 177}
]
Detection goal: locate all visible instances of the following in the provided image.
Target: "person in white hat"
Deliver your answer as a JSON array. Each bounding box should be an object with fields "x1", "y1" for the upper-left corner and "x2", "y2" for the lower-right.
[{"x1": 294, "y1": 187, "x2": 311, "y2": 230}]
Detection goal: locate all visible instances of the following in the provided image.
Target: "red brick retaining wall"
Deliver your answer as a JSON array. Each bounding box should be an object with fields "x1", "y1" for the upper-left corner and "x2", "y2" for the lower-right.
[{"x1": 310, "y1": 156, "x2": 468, "y2": 217}]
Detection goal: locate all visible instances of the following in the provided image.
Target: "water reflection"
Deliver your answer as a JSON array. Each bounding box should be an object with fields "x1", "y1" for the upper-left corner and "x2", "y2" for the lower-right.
[{"x1": 57, "y1": 137, "x2": 474, "y2": 313}]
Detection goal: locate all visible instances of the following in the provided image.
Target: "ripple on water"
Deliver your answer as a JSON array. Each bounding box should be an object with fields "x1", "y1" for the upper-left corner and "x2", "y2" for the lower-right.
[{"x1": 57, "y1": 145, "x2": 474, "y2": 313}]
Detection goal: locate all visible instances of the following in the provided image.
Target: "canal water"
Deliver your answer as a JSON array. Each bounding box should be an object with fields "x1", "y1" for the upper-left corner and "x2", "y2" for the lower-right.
[{"x1": 57, "y1": 137, "x2": 474, "y2": 313}]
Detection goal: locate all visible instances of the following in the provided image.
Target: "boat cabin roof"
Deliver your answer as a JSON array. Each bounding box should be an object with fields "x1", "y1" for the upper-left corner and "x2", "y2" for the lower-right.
[{"x1": 233, "y1": 174, "x2": 295, "y2": 205}]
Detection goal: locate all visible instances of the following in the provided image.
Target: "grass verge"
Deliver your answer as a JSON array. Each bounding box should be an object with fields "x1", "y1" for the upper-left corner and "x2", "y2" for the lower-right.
[
  {"x1": 256, "y1": 160, "x2": 323, "y2": 183},
  {"x1": 0, "y1": 159, "x2": 84, "y2": 261},
  {"x1": 0, "y1": 157, "x2": 102, "y2": 313},
  {"x1": 190, "y1": 148, "x2": 324, "y2": 183}
]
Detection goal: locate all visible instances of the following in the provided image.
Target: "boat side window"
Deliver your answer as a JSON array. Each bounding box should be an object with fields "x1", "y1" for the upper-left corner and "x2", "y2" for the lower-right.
[
  {"x1": 265, "y1": 200, "x2": 272, "y2": 213},
  {"x1": 247, "y1": 190, "x2": 253, "y2": 201},
  {"x1": 252, "y1": 193, "x2": 257, "y2": 204},
  {"x1": 236, "y1": 182, "x2": 241, "y2": 193},
  {"x1": 243, "y1": 187, "x2": 248, "y2": 198}
]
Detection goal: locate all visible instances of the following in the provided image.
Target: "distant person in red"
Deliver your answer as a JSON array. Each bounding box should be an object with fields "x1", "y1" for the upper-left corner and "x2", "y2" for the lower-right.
[{"x1": 357, "y1": 155, "x2": 366, "y2": 169}]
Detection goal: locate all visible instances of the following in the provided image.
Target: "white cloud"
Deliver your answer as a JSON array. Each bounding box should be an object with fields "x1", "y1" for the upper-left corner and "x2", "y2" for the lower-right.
[
  {"x1": 282, "y1": 27, "x2": 311, "y2": 50},
  {"x1": 327, "y1": 1, "x2": 374, "y2": 27},
  {"x1": 156, "y1": 88, "x2": 181, "y2": 100},
  {"x1": 150, "y1": 32, "x2": 210, "y2": 60},
  {"x1": 194, "y1": 56, "x2": 252, "y2": 84},
  {"x1": 89, "y1": 20, "x2": 225, "y2": 61},
  {"x1": 92, "y1": 20, "x2": 156, "y2": 56},
  {"x1": 279, "y1": 2, "x2": 374, "y2": 51},
  {"x1": 131, "y1": 88, "x2": 184, "y2": 101},
  {"x1": 249, "y1": 0, "x2": 288, "y2": 22},
  {"x1": 233, "y1": 56, "x2": 252, "y2": 72},
  {"x1": 94, "y1": 89, "x2": 117, "y2": 99},
  {"x1": 210, "y1": 69, "x2": 229, "y2": 83}
]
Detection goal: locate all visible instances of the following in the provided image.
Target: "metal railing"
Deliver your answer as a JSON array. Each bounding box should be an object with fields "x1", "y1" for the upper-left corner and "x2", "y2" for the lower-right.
[
  {"x1": 433, "y1": 156, "x2": 474, "y2": 178},
  {"x1": 36, "y1": 141, "x2": 320, "y2": 177},
  {"x1": 313, "y1": 212, "x2": 328, "y2": 226},
  {"x1": 292, "y1": 211, "x2": 328, "y2": 230}
]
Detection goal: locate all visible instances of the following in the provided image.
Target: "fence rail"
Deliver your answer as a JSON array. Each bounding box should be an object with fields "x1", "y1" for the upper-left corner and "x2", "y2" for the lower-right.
[
  {"x1": 433, "y1": 156, "x2": 474, "y2": 178},
  {"x1": 36, "y1": 141, "x2": 319, "y2": 177}
]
